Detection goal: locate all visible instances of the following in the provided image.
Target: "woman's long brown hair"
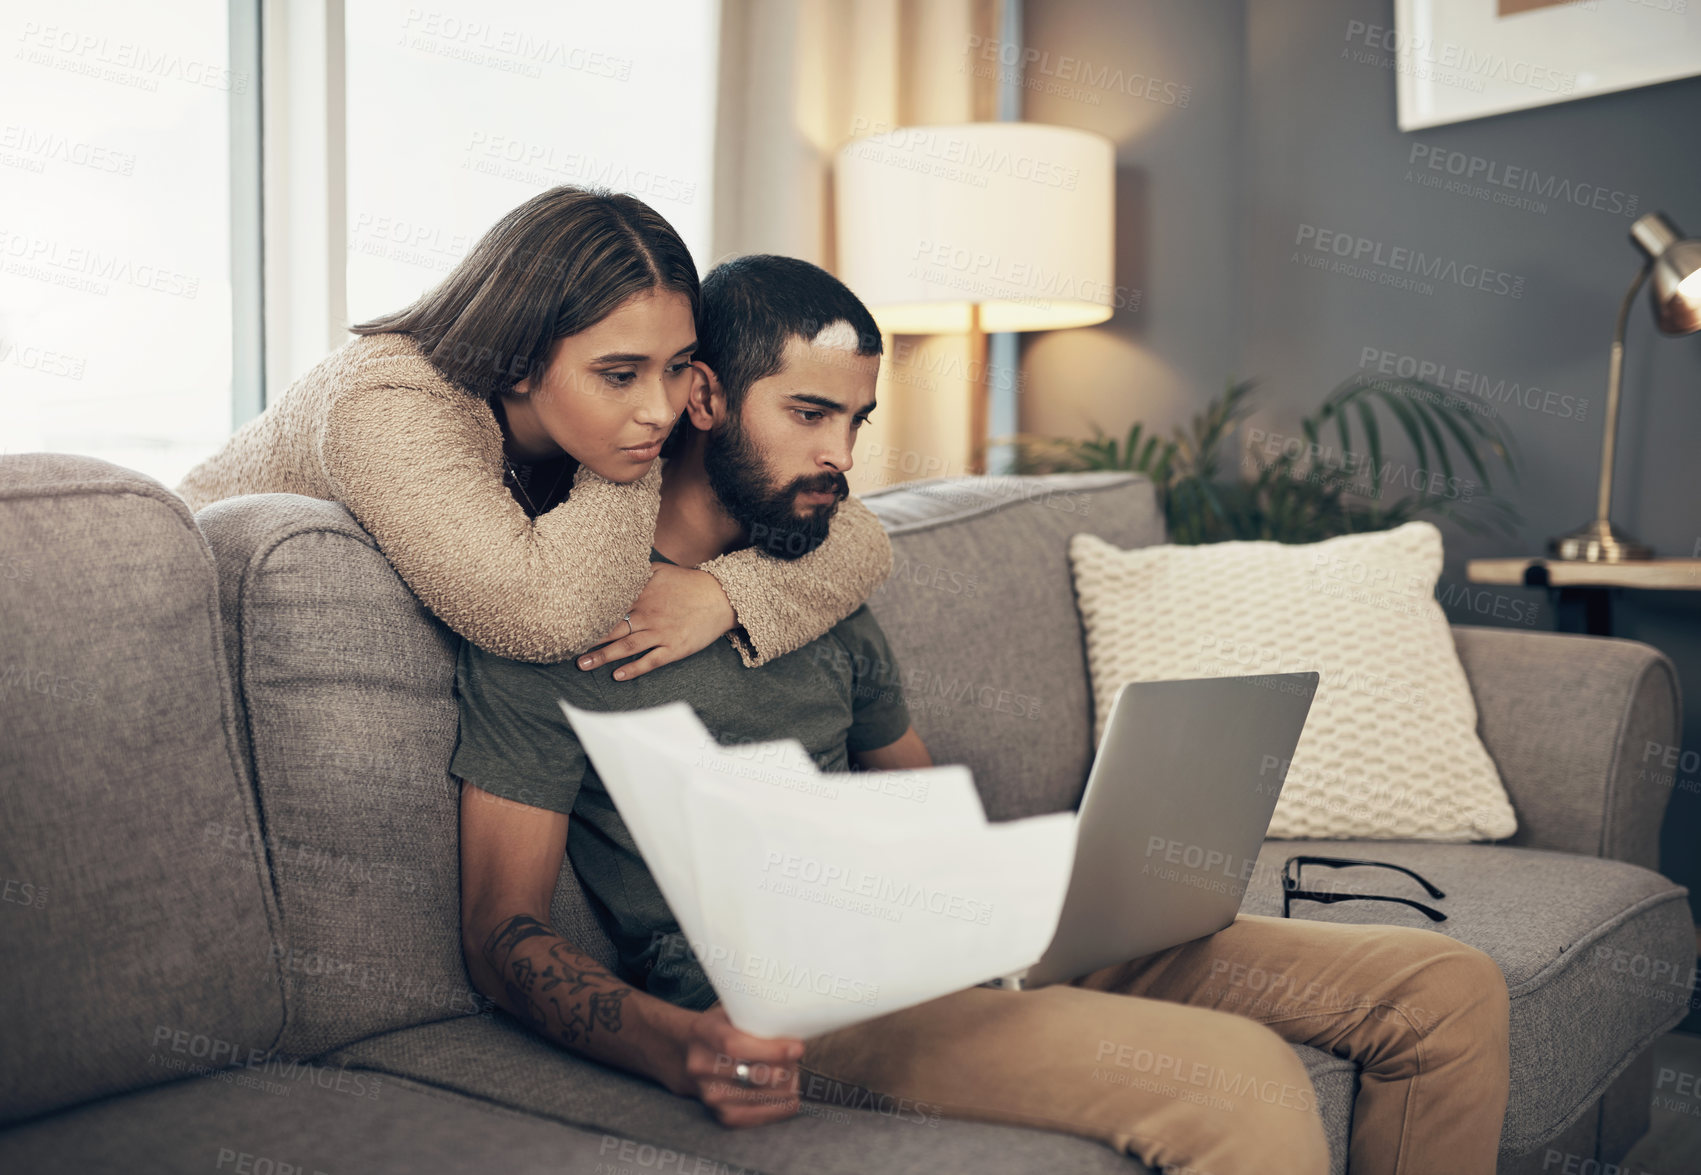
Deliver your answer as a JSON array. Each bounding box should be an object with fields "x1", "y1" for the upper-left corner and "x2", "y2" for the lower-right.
[{"x1": 352, "y1": 185, "x2": 699, "y2": 402}]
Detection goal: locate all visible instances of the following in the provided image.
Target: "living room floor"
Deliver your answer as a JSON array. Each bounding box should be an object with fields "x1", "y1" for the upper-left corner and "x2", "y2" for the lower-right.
[{"x1": 1620, "y1": 1029, "x2": 1701, "y2": 1174}]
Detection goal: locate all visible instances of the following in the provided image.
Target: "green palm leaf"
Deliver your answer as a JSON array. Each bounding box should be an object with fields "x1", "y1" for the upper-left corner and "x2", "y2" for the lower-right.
[{"x1": 1007, "y1": 371, "x2": 1520, "y2": 544}]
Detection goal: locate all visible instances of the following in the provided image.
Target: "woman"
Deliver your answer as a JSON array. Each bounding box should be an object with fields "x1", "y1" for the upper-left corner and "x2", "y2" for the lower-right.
[{"x1": 178, "y1": 187, "x2": 892, "y2": 674}]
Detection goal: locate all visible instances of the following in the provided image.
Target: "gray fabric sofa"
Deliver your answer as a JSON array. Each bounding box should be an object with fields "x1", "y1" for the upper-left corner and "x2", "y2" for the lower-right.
[{"x1": 1, "y1": 451, "x2": 1692, "y2": 1175}]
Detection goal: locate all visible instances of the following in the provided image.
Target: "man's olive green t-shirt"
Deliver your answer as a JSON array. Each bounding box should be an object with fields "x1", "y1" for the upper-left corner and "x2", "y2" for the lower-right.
[{"x1": 450, "y1": 549, "x2": 912, "y2": 1010}]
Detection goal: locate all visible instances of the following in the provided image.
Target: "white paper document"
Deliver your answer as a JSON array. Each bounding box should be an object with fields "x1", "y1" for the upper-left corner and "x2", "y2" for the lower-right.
[{"x1": 558, "y1": 700, "x2": 1078, "y2": 1039}]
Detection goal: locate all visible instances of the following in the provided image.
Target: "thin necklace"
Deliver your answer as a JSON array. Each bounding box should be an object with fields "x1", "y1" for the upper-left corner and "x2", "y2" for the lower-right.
[
  {"x1": 494, "y1": 396, "x2": 571, "y2": 516},
  {"x1": 503, "y1": 454, "x2": 570, "y2": 517}
]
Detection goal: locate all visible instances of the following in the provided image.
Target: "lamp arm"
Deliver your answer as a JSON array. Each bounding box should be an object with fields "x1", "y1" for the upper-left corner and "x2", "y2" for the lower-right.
[{"x1": 1597, "y1": 260, "x2": 1652, "y2": 523}]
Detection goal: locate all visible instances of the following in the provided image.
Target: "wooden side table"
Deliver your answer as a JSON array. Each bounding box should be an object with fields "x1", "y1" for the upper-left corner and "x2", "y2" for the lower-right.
[{"x1": 1466, "y1": 557, "x2": 1701, "y2": 635}]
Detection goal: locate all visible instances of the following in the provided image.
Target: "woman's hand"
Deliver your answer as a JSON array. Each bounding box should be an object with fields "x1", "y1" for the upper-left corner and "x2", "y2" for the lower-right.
[
  {"x1": 577, "y1": 563, "x2": 738, "y2": 680},
  {"x1": 662, "y1": 1004, "x2": 803, "y2": 1128}
]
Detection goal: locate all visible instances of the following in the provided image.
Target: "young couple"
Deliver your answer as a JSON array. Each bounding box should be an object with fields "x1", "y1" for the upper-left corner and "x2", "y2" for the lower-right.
[{"x1": 181, "y1": 186, "x2": 1511, "y2": 1175}]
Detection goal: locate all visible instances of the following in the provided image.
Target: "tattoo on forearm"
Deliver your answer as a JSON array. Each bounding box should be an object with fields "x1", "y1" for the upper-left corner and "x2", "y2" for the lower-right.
[
  {"x1": 589, "y1": 990, "x2": 627, "y2": 1034},
  {"x1": 484, "y1": 914, "x2": 553, "y2": 960},
  {"x1": 482, "y1": 914, "x2": 633, "y2": 1047}
]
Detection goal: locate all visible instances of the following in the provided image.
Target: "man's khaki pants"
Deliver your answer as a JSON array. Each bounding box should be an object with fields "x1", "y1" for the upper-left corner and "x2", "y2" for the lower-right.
[{"x1": 800, "y1": 914, "x2": 1511, "y2": 1175}]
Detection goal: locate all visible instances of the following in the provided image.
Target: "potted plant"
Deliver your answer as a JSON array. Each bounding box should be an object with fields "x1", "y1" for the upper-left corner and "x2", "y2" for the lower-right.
[{"x1": 1006, "y1": 374, "x2": 1521, "y2": 545}]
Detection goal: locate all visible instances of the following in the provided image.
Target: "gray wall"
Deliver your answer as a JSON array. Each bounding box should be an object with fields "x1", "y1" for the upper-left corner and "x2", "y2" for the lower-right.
[
  {"x1": 1024, "y1": 0, "x2": 1701, "y2": 914},
  {"x1": 1020, "y1": 0, "x2": 1247, "y2": 444}
]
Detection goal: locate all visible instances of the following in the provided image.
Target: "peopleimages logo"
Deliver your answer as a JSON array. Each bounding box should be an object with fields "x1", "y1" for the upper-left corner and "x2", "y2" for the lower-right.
[
  {"x1": 1341, "y1": 19, "x2": 1577, "y2": 94},
  {"x1": 0, "y1": 337, "x2": 88, "y2": 381},
  {"x1": 15, "y1": 22, "x2": 251, "y2": 92},
  {"x1": 759, "y1": 851, "x2": 996, "y2": 926},
  {"x1": 0, "y1": 661, "x2": 96, "y2": 703},
  {"x1": 1094, "y1": 1038, "x2": 1314, "y2": 1112},
  {"x1": 399, "y1": 8, "x2": 632, "y2": 80},
  {"x1": 1407, "y1": 144, "x2": 1638, "y2": 218},
  {"x1": 1245, "y1": 428, "x2": 1477, "y2": 504},
  {"x1": 848, "y1": 118, "x2": 1080, "y2": 190},
  {"x1": 962, "y1": 35, "x2": 1192, "y2": 108},
  {"x1": 652, "y1": 933, "x2": 882, "y2": 1007},
  {"x1": 0, "y1": 231, "x2": 200, "y2": 299},
  {"x1": 1357, "y1": 346, "x2": 1588, "y2": 424},
  {"x1": 149, "y1": 1025, "x2": 383, "y2": 1100},
  {"x1": 1293, "y1": 223, "x2": 1525, "y2": 299},
  {"x1": 0, "y1": 125, "x2": 136, "y2": 175},
  {"x1": 907, "y1": 239, "x2": 1140, "y2": 314},
  {"x1": 463, "y1": 132, "x2": 698, "y2": 203}
]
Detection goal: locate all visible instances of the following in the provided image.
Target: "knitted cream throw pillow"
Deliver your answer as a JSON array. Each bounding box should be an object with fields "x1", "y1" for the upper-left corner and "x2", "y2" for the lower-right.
[{"x1": 1068, "y1": 521, "x2": 1517, "y2": 841}]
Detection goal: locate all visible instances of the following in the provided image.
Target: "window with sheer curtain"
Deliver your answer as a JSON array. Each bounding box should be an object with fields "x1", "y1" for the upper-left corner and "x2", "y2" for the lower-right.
[
  {"x1": 0, "y1": 0, "x2": 718, "y2": 489},
  {"x1": 0, "y1": 0, "x2": 237, "y2": 488},
  {"x1": 343, "y1": 0, "x2": 717, "y2": 330}
]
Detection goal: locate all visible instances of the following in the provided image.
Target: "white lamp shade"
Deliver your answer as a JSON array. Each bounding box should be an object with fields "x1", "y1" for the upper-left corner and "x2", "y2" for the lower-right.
[{"x1": 835, "y1": 122, "x2": 1115, "y2": 334}]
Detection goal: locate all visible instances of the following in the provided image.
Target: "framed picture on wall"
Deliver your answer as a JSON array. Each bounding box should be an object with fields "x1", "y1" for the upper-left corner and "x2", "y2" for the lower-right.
[{"x1": 1393, "y1": 0, "x2": 1701, "y2": 130}]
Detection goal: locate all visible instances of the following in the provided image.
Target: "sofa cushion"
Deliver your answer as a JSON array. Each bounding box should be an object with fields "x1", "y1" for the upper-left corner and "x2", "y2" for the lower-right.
[
  {"x1": 863, "y1": 472, "x2": 1165, "y2": 820},
  {"x1": 0, "y1": 454, "x2": 285, "y2": 1124},
  {"x1": 1068, "y1": 522, "x2": 1519, "y2": 840},
  {"x1": 1246, "y1": 840, "x2": 1695, "y2": 1156},
  {"x1": 0, "y1": 1063, "x2": 673, "y2": 1174},
  {"x1": 315, "y1": 1010, "x2": 1358, "y2": 1175},
  {"x1": 195, "y1": 494, "x2": 620, "y2": 1059}
]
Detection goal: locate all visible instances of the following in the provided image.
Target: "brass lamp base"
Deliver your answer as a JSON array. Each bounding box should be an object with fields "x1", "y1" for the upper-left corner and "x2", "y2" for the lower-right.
[{"x1": 1547, "y1": 519, "x2": 1654, "y2": 562}]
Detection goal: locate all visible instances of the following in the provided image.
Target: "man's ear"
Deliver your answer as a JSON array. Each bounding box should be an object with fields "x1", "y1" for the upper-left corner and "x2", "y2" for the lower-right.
[{"x1": 685, "y1": 360, "x2": 723, "y2": 429}]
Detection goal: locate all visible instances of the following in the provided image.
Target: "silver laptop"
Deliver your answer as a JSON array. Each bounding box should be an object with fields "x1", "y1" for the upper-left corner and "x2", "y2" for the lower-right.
[{"x1": 987, "y1": 672, "x2": 1319, "y2": 990}]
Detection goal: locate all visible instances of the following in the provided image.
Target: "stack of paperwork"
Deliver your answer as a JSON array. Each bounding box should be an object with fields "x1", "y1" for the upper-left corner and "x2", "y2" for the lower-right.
[{"x1": 559, "y1": 700, "x2": 1078, "y2": 1039}]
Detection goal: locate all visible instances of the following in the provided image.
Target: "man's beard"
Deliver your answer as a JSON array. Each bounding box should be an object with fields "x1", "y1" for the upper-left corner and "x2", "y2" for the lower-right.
[{"x1": 703, "y1": 412, "x2": 847, "y2": 561}]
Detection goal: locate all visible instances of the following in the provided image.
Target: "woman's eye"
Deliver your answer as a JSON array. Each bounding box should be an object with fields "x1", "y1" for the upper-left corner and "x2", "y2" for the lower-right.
[
  {"x1": 666, "y1": 361, "x2": 692, "y2": 375},
  {"x1": 602, "y1": 371, "x2": 636, "y2": 387}
]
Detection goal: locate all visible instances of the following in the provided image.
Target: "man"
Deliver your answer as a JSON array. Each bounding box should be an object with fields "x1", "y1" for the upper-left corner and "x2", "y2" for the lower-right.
[{"x1": 452, "y1": 255, "x2": 1511, "y2": 1175}]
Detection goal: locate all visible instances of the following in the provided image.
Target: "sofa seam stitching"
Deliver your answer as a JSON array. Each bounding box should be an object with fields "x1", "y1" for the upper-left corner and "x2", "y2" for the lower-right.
[
  {"x1": 158, "y1": 492, "x2": 295, "y2": 1060},
  {"x1": 235, "y1": 518, "x2": 434, "y2": 1058},
  {"x1": 1597, "y1": 651, "x2": 1665, "y2": 859},
  {"x1": 235, "y1": 525, "x2": 299, "y2": 1058},
  {"x1": 1503, "y1": 887, "x2": 1690, "y2": 998},
  {"x1": 0, "y1": 477, "x2": 198, "y2": 518},
  {"x1": 871, "y1": 475, "x2": 1151, "y2": 538},
  {"x1": 310, "y1": 1063, "x2": 786, "y2": 1175}
]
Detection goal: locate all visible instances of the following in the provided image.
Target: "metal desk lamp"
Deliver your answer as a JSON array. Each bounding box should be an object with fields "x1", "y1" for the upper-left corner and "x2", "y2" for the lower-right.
[{"x1": 1551, "y1": 211, "x2": 1701, "y2": 562}]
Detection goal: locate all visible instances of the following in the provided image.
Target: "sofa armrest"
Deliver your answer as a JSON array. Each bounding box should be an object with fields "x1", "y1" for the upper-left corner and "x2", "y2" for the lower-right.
[{"x1": 1450, "y1": 624, "x2": 1683, "y2": 869}]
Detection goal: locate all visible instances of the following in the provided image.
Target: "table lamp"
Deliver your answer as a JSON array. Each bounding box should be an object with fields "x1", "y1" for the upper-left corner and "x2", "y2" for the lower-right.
[
  {"x1": 834, "y1": 122, "x2": 1115, "y2": 474},
  {"x1": 1550, "y1": 210, "x2": 1701, "y2": 561}
]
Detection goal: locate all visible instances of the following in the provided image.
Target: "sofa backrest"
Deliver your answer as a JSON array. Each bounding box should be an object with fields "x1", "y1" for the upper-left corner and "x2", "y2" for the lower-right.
[
  {"x1": 0, "y1": 454, "x2": 285, "y2": 1124},
  {"x1": 194, "y1": 493, "x2": 618, "y2": 1059},
  {"x1": 862, "y1": 472, "x2": 1165, "y2": 819}
]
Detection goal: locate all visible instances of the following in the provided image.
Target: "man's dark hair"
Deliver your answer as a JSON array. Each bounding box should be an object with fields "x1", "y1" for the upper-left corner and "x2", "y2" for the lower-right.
[
  {"x1": 694, "y1": 254, "x2": 883, "y2": 414},
  {"x1": 351, "y1": 185, "x2": 698, "y2": 402}
]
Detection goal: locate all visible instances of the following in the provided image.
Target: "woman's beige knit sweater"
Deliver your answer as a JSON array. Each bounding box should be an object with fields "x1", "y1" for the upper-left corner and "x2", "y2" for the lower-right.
[{"x1": 176, "y1": 332, "x2": 894, "y2": 667}]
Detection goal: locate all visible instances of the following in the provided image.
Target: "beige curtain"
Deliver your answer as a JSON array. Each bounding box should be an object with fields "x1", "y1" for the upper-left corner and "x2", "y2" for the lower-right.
[{"x1": 712, "y1": 0, "x2": 1003, "y2": 494}]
